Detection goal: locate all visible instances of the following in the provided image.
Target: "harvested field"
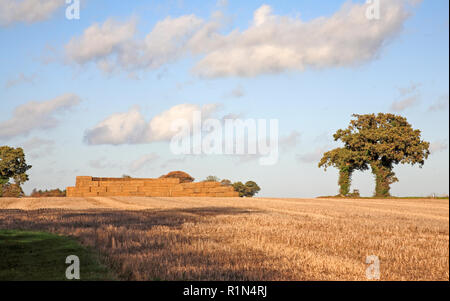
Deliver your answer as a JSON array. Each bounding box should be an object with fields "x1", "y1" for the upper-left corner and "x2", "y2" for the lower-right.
[{"x1": 0, "y1": 197, "x2": 448, "y2": 281}]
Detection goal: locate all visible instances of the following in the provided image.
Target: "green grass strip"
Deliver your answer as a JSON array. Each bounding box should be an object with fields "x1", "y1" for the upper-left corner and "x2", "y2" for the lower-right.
[{"x1": 0, "y1": 229, "x2": 115, "y2": 281}]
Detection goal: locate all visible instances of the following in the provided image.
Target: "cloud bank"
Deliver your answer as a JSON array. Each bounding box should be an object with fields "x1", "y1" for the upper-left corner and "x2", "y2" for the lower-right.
[
  {"x1": 0, "y1": 93, "x2": 81, "y2": 140},
  {"x1": 65, "y1": 1, "x2": 415, "y2": 77},
  {"x1": 0, "y1": 0, "x2": 63, "y2": 26},
  {"x1": 84, "y1": 103, "x2": 221, "y2": 145}
]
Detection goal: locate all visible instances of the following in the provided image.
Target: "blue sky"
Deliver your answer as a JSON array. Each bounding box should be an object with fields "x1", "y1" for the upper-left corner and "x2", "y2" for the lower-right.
[{"x1": 0, "y1": 0, "x2": 448, "y2": 197}]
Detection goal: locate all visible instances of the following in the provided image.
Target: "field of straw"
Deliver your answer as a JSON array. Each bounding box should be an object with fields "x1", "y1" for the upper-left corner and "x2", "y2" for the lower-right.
[{"x1": 0, "y1": 196, "x2": 448, "y2": 281}]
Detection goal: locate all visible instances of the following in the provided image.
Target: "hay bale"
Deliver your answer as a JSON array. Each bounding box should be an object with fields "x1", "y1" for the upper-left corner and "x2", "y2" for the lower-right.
[
  {"x1": 83, "y1": 192, "x2": 99, "y2": 197},
  {"x1": 122, "y1": 186, "x2": 138, "y2": 192},
  {"x1": 170, "y1": 186, "x2": 184, "y2": 192},
  {"x1": 91, "y1": 187, "x2": 107, "y2": 193},
  {"x1": 203, "y1": 182, "x2": 221, "y2": 187},
  {"x1": 106, "y1": 187, "x2": 122, "y2": 192}
]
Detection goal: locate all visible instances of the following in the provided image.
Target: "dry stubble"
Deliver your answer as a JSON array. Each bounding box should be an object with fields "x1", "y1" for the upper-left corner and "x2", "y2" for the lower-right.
[{"x1": 0, "y1": 197, "x2": 448, "y2": 280}]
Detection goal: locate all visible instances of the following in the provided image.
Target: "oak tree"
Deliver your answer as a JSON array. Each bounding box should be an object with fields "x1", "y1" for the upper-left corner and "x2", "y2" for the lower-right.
[
  {"x1": 232, "y1": 181, "x2": 261, "y2": 197},
  {"x1": 0, "y1": 146, "x2": 32, "y2": 197},
  {"x1": 322, "y1": 113, "x2": 430, "y2": 197}
]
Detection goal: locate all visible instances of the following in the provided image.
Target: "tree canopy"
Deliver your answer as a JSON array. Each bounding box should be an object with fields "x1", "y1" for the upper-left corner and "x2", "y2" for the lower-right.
[
  {"x1": 232, "y1": 181, "x2": 261, "y2": 197},
  {"x1": 220, "y1": 179, "x2": 232, "y2": 186},
  {"x1": 160, "y1": 171, "x2": 195, "y2": 183},
  {"x1": 204, "y1": 175, "x2": 220, "y2": 182},
  {"x1": 0, "y1": 146, "x2": 32, "y2": 185},
  {"x1": 0, "y1": 146, "x2": 32, "y2": 197},
  {"x1": 334, "y1": 113, "x2": 430, "y2": 166},
  {"x1": 319, "y1": 113, "x2": 430, "y2": 197}
]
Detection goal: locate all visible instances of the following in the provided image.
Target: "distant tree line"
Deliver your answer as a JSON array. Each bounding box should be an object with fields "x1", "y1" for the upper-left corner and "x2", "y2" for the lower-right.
[
  {"x1": 30, "y1": 188, "x2": 66, "y2": 197},
  {"x1": 204, "y1": 176, "x2": 261, "y2": 197}
]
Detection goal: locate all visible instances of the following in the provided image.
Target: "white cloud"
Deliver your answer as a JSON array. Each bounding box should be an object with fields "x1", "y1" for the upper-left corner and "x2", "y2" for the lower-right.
[
  {"x1": 0, "y1": 0, "x2": 63, "y2": 26},
  {"x1": 192, "y1": 0, "x2": 412, "y2": 77},
  {"x1": 83, "y1": 106, "x2": 148, "y2": 145},
  {"x1": 5, "y1": 72, "x2": 37, "y2": 89},
  {"x1": 65, "y1": 18, "x2": 137, "y2": 68},
  {"x1": 0, "y1": 93, "x2": 81, "y2": 140},
  {"x1": 65, "y1": 15, "x2": 203, "y2": 73},
  {"x1": 142, "y1": 14, "x2": 204, "y2": 69},
  {"x1": 252, "y1": 4, "x2": 274, "y2": 27},
  {"x1": 64, "y1": 1, "x2": 415, "y2": 77},
  {"x1": 390, "y1": 95, "x2": 419, "y2": 112},
  {"x1": 84, "y1": 103, "x2": 221, "y2": 145},
  {"x1": 130, "y1": 153, "x2": 159, "y2": 172},
  {"x1": 430, "y1": 140, "x2": 448, "y2": 154},
  {"x1": 149, "y1": 103, "x2": 218, "y2": 141}
]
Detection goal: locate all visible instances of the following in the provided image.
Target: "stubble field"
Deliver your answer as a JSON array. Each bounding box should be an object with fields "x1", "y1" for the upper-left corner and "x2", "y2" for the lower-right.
[{"x1": 0, "y1": 196, "x2": 448, "y2": 281}]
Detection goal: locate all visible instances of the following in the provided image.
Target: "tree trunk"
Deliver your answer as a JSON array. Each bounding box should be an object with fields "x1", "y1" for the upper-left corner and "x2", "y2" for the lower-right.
[
  {"x1": 338, "y1": 167, "x2": 352, "y2": 196},
  {"x1": 371, "y1": 161, "x2": 397, "y2": 197}
]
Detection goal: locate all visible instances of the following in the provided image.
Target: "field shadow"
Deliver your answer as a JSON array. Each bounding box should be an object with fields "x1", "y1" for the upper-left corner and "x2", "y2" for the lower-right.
[
  {"x1": 0, "y1": 207, "x2": 283, "y2": 281},
  {"x1": 0, "y1": 206, "x2": 262, "y2": 231}
]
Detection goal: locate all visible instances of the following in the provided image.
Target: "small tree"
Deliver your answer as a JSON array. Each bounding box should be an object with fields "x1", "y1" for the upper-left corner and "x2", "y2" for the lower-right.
[
  {"x1": 232, "y1": 182, "x2": 246, "y2": 197},
  {"x1": 220, "y1": 179, "x2": 232, "y2": 186},
  {"x1": 319, "y1": 148, "x2": 368, "y2": 196},
  {"x1": 160, "y1": 171, "x2": 195, "y2": 183},
  {"x1": 232, "y1": 181, "x2": 261, "y2": 197},
  {"x1": 244, "y1": 181, "x2": 261, "y2": 197},
  {"x1": 332, "y1": 113, "x2": 430, "y2": 197},
  {"x1": 0, "y1": 146, "x2": 32, "y2": 197},
  {"x1": 204, "y1": 175, "x2": 220, "y2": 182}
]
